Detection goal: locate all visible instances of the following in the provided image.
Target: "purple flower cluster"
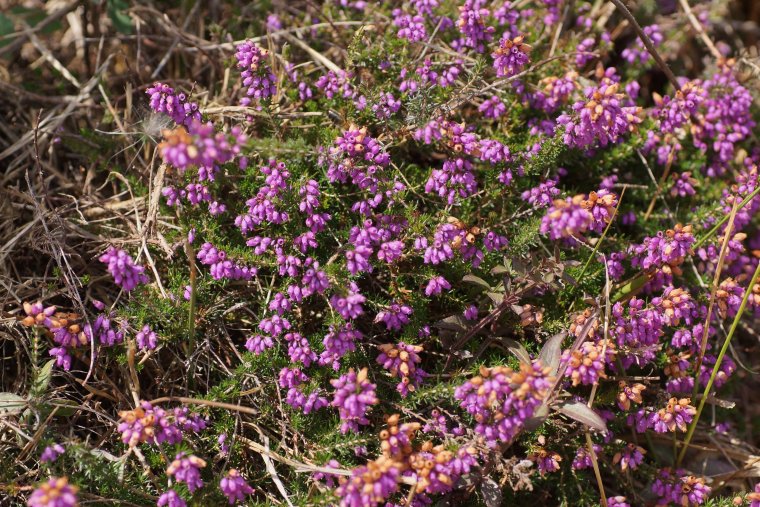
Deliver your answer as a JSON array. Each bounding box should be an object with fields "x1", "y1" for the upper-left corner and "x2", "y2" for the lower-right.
[
  {"x1": 372, "y1": 92, "x2": 401, "y2": 119},
  {"x1": 167, "y1": 453, "x2": 206, "y2": 493},
  {"x1": 670, "y1": 171, "x2": 698, "y2": 197},
  {"x1": 235, "y1": 40, "x2": 277, "y2": 105},
  {"x1": 135, "y1": 324, "x2": 157, "y2": 350},
  {"x1": 648, "y1": 397, "x2": 696, "y2": 433},
  {"x1": 521, "y1": 178, "x2": 559, "y2": 208},
  {"x1": 425, "y1": 157, "x2": 478, "y2": 204},
  {"x1": 392, "y1": 10, "x2": 427, "y2": 42},
  {"x1": 456, "y1": 0, "x2": 494, "y2": 52},
  {"x1": 557, "y1": 79, "x2": 642, "y2": 149},
  {"x1": 330, "y1": 282, "x2": 366, "y2": 320},
  {"x1": 319, "y1": 323, "x2": 363, "y2": 369},
  {"x1": 628, "y1": 224, "x2": 694, "y2": 272},
  {"x1": 612, "y1": 443, "x2": 645, "y2": 471},
  {"x1": 40, "y1": 444, "x2": 65, "y2": 463},
  {"x1": 478, "y1": 95, "x2": 506, "y2": 118},
  {"x1": 146, "y1": 82, "x2": 201, "y2": 127},
  {"x1": 27, "y1": 477, "x2": 78, "y2": 507},
  {"x1": 651, "y1": 468, "x2": 711, "y2": 506},
  {"x1": 454, "y1": 362, "x2": 552, "y2": 447},
  {"x1": 376, "y1": 342, "x2": 427, "y2": 397},
  {"x1": 540, "y1": 196, "x2": 593, "y2": 243},
  {"x1": 621, "y1": 24, "x2": 663, "y2": 64},
  {"x1": 561, "y1": 339, "x2": 615, "y2": 386},
  {"x1": 330, "y1": 368, "x2": 378, "y2": 433},
  {"x1": 219, "y1": 469, "x2": 254, "y2": 504},
  {"x1": 654, "y1": 81, "x2": 706, "y2": 134},
  {"x1": 236, "y1": 159, "x2": 291, "y2": 233},
  {"x1": 196, "y1": 242, "x2": 257, "y2": 280},
  {"x1": 492, "y1": 35, "x2": 531, "y2": 78},
  {"x1": 336, "y1": 456, "x2": 401, "y2": 507},
  {"x1": 375, "y1": 302, "x2": 413, "y2": 331},
  {"x1": 279, "y1": 367, "x2": 329, "y2": 413},
  {"x1": 157, "y1": 490, "x2": 186, "y2": 507},
  {"x1": 117, "y1": 401, "x2": 206, "y2": 447},
  {"x1": 99, "y1": 247, "x2": 149, "y2": 292}
]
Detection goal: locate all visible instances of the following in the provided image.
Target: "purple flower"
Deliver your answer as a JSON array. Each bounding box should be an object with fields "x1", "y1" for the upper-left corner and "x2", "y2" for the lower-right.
[
  {"x1": 670, "y1": 171, "x2": 698, "y2": 197},
  {"x1": 245, "y1": 334, "x2": 273, "y2": 354},
  {"x1": 117, "y1": 401, "x2": 204, "y2": 447},
  {"x1": 561, "y1": 339, "x2": 615, "y2": 386},
  {"x1": 648, "y1": 397, "x2": 696, "y2": 433},
  {"x1": 330, "y1": 368, "x2": 378, "y2": 433},
  {"x1": 167, "y1": 453, "x2": 206, "y2": 493},
  {"x1": 652, "y1": 468, "x2": 710, "y2": 506},
  {"x1": 456, "y1": 0, "x2": 495, "y2": 53},
  {"x1": 612, "y1": 443, "x2": 645, "y2": 471},
  {"x1": 99, "y1": 247, "x2": 149, "y2": 292},
  {"x1": 320, "y1": 323, "x2": 362, "y2": 369},
  {"x1": 40, "y1": 444, "x2": 65, "y2": 463},
  {"x1": 424, "y1": 157, "x2": 478, "y2": 204},
  {"x1": 572, "y1": 444, "x2": 601, "y2": 470},
  {"x1": 521, "y1": 178, "x2": 559, "y2": 208},
  {"x1": 425, "y1": 276, "x2": 451, "y2": 296},
  {"x1": 336, "y1": 456, "x2": 400, "y2": 507},
  {"x1": 540, "y1": 196, "x2": 593, "y2": 243},
  {"x1": 393, "y1": 11, "x2": 427, "y2": 42},
  {"x1": 621, "y1": 24, "x2": 662, "y2": 64},
  {"x1": 478, "y1": 95, "x2": 506, "y2": 118},
  {"x1": 330, "y1": 282, "x2": 366, "y2": 320},
  {"x1": 197, "y1": 242, "x2": 257, "y2": 281},
  {"x1": 606, "y1": 497, "x2": 630, "y2": 507},
  {"x1": 376, "y1": 342, "x2": 427, "y2": 396},
  {"x1": 557, "y1": 79, "x2": 642, "y2": 149},
  {"x1": 220, "y1": 469, "x2": 254, "y2": 504},
  {"x1": 27, "y1": 477, "x2": 78, "y2": 507},
  {"x1": 235, "y1": 41, "x2": 277, "y2": 104},
  {"x1": 376, "y1": 302, "x2": 413, "y2": 331},
  {"x1": 492, "y1": 35, "x2": 531, "y2": 77},
  {"x1": 157, "y1": 489, "x2": 186, "y2": 507},
  {"x1": 463, "y1": 304, "x2": 478, "y2": 321},
  {"x1": 454, "y1": 362, "x2": 552, "y2": 446},
  {"x1": 159, "y1": 122, "x2": 246, "y2": 174},
  {"x1": 531, "y1": 449, "x2": 562, "y2": 475},
  {"x1": 146, "y1": 82, "x2": 201, "y2": 128},
  {"x1": 136, "y1": 324, "x2": 157, "y2": 350}
]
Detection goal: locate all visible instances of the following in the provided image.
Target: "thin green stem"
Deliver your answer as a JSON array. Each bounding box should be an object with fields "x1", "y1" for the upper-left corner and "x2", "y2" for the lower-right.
[{"x1": 676, "y1": 260, "x2": 760, "y2": 466}]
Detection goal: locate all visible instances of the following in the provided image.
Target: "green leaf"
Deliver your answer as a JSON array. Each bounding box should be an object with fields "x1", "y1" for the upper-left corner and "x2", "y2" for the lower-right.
[
  {"x1": 31, "y1": 359, "x2": 55, "y2": 398},
  {"x1": 0, "y1": 393, "x2": 27, "y2": 416},
  {"x1": 461, "y1": 274, "x2": 491, "y2": 291},
  {"x1": 554, "y1": 400, "x2": 607, "y2": 432},
  {"x1": 539, "y1": 332, "x2": 566, "y2": 376},
  {"x1": 499, "y1": 338, "x2": 531, "y2": 364},
  {"x1": 107, "y1": 0, "x2": 133, "y2": 35}
]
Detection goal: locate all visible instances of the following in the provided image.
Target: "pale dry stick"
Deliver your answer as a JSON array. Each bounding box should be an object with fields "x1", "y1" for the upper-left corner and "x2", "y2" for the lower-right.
[
  {"x1": 0, "y1": 1, "x2": 78, "y2": 56},
  {"x1": 151, "y1": 0, "x2": 201, "y2": 79},
  {"x1": 282, "y1": 33, "x2": 342, "y2": 74},
  {"x1": 149, "y1": 395, "x2": 260, "y2": 416},
  {"x1": 691, "y1": 198, "x2": 739, "y2": 401},
  {"x1": 678, "y1": 0, "x2": 722, "y2": 60},
  {"x1": 0, "y1": 55, "x2": 113, "y2": 161},
  {"x1": 608, "y1": 0, "x2": 681, "y2": 91},
  {"x1": 260, "y1": 433, "x2": 296, "y2": 507},
  {"x1": 98, "y1": 83, "x2": 128, "y2": 136},
  {"x1": 20, "y1": 20, "x2": 81, "y2": 88}
]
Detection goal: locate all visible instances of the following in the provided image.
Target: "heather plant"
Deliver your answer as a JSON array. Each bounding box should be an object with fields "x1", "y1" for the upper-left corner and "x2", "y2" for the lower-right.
[{"x1": 3, "y1": 1, "x2": 760, "y2": 507}]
